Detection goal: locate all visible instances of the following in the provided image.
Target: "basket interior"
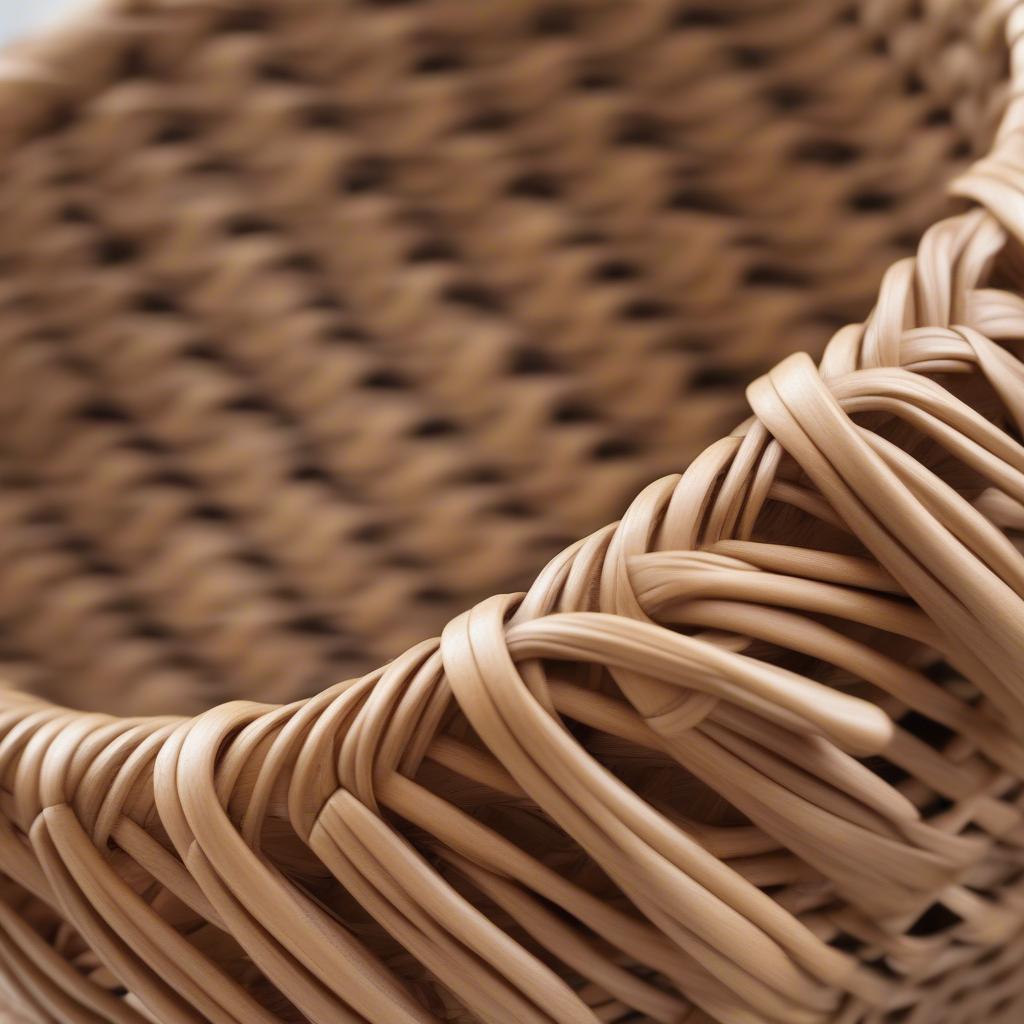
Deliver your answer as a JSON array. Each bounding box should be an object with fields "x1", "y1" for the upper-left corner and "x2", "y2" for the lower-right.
[{"x1": 0, "y1": 0, "x2": 1010, "y2": 717}]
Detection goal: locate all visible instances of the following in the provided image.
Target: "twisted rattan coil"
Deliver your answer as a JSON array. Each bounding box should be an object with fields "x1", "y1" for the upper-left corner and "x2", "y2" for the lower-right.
[{"x1": 4, "y1": 0, "x2": 1024, "y2": 1022}]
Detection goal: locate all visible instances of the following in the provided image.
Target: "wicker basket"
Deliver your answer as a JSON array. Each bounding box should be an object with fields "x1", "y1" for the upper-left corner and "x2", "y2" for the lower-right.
[{"x1": 2, "y1": 0, "x2": 1024, "y2": 1021}]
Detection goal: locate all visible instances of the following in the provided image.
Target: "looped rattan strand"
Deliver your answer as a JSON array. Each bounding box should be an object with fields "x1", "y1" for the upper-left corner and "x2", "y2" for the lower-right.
[{"x1": 4, "y1": 3, "x2": 1024, "y2": 1024}]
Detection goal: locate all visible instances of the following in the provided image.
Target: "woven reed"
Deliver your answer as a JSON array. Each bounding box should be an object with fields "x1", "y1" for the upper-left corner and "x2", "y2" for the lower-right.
[
  {"x1": 0, "y1": 0, "x2": 1011, "y2": 716},
  {"x1": 3, "y1": 0, "x2": 1024, "y2": 1023}
]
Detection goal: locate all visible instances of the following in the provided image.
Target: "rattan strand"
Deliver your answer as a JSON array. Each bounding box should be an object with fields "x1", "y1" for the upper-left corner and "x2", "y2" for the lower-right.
[
  {"x1": 0, "y1": 0, "x2": 1011, "y2": 715},
  {"x1": 3, "y1": 1, "x2": 1024, "y2": 1023}
]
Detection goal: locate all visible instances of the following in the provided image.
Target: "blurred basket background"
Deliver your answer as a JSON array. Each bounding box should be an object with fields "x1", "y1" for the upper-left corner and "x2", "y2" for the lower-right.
[{"x1": 0, "y1": 0, "x2": 1008, "y2": 716}]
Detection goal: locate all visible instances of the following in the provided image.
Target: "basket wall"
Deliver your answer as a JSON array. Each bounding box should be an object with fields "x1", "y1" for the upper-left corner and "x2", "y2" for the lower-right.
[{"x1": 0, "y1": 0, "x2": 1009, "y2": 714}]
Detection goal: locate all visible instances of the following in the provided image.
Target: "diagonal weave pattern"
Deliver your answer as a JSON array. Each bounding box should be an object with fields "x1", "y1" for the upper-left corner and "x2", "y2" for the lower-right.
[{"x1": 0, "y1": 0, "x2": 1011, "y2": 716}]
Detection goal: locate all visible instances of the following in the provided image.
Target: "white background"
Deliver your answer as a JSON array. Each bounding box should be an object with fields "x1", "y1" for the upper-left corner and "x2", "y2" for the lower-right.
[{"x1": 0, "y1": 1, "x2": 89, "y2": 46}]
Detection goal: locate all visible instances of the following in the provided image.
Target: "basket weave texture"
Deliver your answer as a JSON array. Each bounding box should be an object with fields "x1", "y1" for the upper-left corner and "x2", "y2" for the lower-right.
[
  {"x1": 3, "y1": 1, "x2": 1024, "y2": 1023},
  {"x1": 0, "y1": 0, "x2": 1010, "y2": 715}
]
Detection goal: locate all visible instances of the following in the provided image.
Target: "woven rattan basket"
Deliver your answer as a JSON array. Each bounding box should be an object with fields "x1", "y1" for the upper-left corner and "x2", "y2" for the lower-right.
[{"x1": 3, "y1": 0, "x2": 1024, "y2": 1022}]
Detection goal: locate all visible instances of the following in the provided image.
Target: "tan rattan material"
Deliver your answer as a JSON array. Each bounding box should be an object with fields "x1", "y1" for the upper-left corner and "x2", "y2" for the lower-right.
[
  {"x1": 0, "y1": 0, "x2": 1012, "y2": 715},
  {"x1": 3, "y1": 1, "x2": 1024, "y2": 1023}
]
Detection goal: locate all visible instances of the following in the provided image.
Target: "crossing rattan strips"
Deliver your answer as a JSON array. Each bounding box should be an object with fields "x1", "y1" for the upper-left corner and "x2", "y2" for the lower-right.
[
  {"x1": 0, "y1": 0, "x2": 1012, "y2": 717},
  {"x1": 4, "y1": 0, "x2": 1024, "y2": 1023}
]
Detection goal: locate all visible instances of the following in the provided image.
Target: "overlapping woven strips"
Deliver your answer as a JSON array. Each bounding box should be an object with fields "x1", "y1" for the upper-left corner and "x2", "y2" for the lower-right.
[
  {"x1": 0, "y1": 0, "x2": 1012, "y2": 715},
  {"x1": 5, "y1": 2, "x2": 1024, "y2": 1024}
]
